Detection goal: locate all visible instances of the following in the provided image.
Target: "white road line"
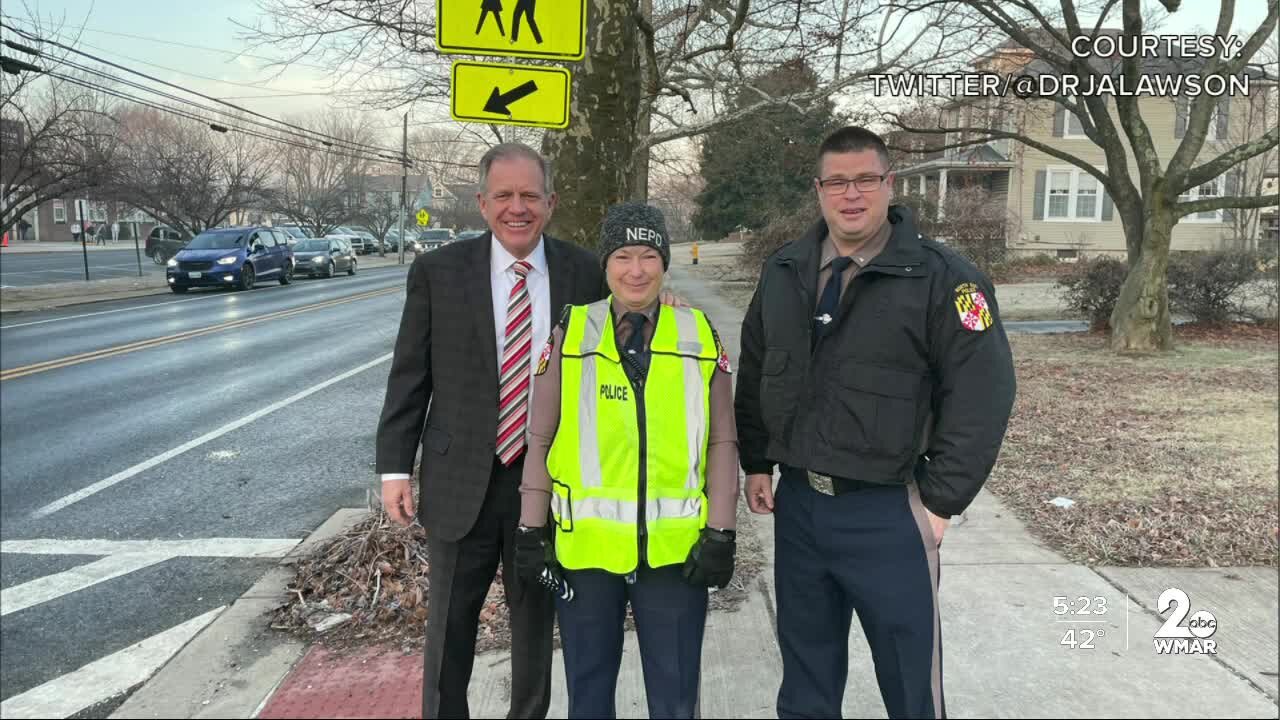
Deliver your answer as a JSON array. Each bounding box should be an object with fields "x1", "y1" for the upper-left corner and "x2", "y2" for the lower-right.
[
  {"x1": 0, "y1": 537, "x2": 301, "y2": 557},
  {"x1": 0, "y1": 606, "x2": 225, "y2": 719},
  {"x1": 0, "y1": 553, "x2": 168, "y2": 617},
  {"x1": 30, "y1": 352, "x2": 394, "y2": 518}
]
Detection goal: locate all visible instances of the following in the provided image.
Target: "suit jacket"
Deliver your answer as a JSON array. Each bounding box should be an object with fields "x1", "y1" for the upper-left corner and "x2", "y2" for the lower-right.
[{"x1": 376, "y1": 232, "x2": 606, "y2": 542}]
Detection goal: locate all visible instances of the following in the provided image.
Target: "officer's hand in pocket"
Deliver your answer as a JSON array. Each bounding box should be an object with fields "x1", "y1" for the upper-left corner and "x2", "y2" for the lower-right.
[
  {"x1": 513, "y1": 525, "x2": 551, "y2": 585},
  {"x1": 682, "y1": 528, "x2": 736, "y2": 588}
]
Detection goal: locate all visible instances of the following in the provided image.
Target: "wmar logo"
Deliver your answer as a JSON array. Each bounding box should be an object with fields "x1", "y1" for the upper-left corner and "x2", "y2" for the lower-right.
[{"x1": 1153, "y1": 587, "x2": 1217, "y2": 655}]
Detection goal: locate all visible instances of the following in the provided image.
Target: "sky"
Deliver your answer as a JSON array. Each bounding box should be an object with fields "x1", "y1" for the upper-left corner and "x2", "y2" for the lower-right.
[{"x1": 2, "y1": 0, "x2": 1273, "y2": 155}]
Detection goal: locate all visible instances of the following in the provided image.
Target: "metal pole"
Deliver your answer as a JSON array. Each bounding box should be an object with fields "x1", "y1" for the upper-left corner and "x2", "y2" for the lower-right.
[
  {"x1": 78, "y1": 199, "x2": 90, "y2": 281},
  {"x1": 398, "y1": 112, "x2": 408, "y2": 265},
  {"x1": 133, "y1": 217, "x2": 143, "y2": 276}
]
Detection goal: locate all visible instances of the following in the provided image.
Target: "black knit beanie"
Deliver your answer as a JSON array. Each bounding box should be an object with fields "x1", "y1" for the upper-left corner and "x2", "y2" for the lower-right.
[{"x1": 598, "y1": 202, "x2": 670, "y2": 270}]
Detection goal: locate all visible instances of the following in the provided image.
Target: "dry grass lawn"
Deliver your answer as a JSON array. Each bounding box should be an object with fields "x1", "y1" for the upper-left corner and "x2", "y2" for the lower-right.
[{"x1": 989, "y1": 329, "x2": 1278, "y2": 567}]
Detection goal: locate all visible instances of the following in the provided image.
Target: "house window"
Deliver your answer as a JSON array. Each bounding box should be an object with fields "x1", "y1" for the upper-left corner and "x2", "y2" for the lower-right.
[
  {"x1": 1063, "y1": 110, "x2": 1088, "y2": 138},
  {"x1": 1076, "y1": 173, "x2": 1098, "y2": 218},
  {"x1": 53, "y1": 200, "x2": 66, "y2": 224},
  {"x1": 1047, "y1": 171, "x2": 1071, "y2": 218},
  {"x1": 1045, "y1": 167, "x2": 1104, "y2": 222},
  {"x1": 1178, "y1": 178, "x2": 1223, "y2": 222},
  {"x1": 432, "y1": 187, "x2": 446, "y2": 199}
]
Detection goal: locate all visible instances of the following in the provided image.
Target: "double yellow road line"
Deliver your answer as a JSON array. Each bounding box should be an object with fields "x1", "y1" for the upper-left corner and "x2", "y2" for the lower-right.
[{"x1": 1, "y1": 286, "x2": 400, "y2": 382}]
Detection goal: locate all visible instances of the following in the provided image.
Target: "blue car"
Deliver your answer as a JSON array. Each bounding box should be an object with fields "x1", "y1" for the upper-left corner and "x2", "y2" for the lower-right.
[{"x1": 167, "y1": 226, "x2": 295, "y2": 293}]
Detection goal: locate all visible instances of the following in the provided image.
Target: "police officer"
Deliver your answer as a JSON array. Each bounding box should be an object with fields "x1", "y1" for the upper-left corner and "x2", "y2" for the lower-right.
[
  {"x1": 513, "y1": 203, "x2": 740, "y2": 719},
  {"x1": 735, "y1": 126, "x2": 1016, "y2": 719}
]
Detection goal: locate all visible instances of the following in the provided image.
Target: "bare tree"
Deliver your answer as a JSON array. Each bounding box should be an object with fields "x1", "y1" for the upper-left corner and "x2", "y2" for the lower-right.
[
  {"x1": 1, "y1": 15, "x2": 117, "y2": 236},
  {"x1": 887, "y1": 0, "x2": 1279, "y2": 353},
  {"x1": 1214, "y1": 32, "x2": 1280, "y2": 247},
  {"x1": 268, "y1": 111, "x2": 381, "y2": 237},
  {"x1": 240, "y1": 0, "x2": 988, "y2": 247},
  {"x1": 353, "y1": 185, "x2": 402, "y2": 254},
  {"x1": 103, "y1": 106, "x2": 276, "y2": 237}
]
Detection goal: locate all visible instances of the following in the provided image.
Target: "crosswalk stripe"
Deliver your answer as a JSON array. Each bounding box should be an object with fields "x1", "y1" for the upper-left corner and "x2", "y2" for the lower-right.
[
  {"x1": 0, "y1": 606, "x2": 225, "y2": 719},
  {"x1": 0, "y1": 537, "x2": 300, "y2": 557},
  {"x1": 1, "y1": 553, "x2": 168, "y2": 617}
]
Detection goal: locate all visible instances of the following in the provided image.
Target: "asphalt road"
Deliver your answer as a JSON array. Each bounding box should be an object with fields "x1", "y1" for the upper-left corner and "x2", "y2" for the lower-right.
[
  {"x1": 0, "y1": 265, "x2": 413, "y2": 715},
  {"x1": 0, "y1": 248, "x2": 164, "y2": 287}
]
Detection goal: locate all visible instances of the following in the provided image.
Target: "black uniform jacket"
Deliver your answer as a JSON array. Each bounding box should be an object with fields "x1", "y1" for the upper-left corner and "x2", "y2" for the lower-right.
[{"x1": 735, "y1": 206, "x2": 1016, "y2": 518}]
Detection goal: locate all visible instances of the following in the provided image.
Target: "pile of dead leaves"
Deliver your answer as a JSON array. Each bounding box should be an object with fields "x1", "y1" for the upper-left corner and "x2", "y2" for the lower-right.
[
  {"x1": 271, "y1": 505, "x2": 436, "y2": 652},
  {"x1": 271, "y1": 499, "x2": 766, "y2": 653}
]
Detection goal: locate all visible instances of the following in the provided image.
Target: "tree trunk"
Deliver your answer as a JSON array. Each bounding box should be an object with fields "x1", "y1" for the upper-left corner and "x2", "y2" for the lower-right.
[
  {"x1": 542, "y1": 0, "x2": 641, "y2": 249},
  {"x1": 1109, "y1": 205, "x2": 1175, "y2": 352}
]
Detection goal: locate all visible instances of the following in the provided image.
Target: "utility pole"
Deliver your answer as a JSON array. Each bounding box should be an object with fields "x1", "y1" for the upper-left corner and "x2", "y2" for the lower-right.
[{"x1": 398, "y1": 112, "x2": 408, "y2": 265}]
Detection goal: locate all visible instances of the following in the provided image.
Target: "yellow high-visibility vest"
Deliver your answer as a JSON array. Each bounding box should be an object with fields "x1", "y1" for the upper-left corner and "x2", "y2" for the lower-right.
[{"x1": 546, "y1": 299, "x2": 719, "y2": 573}]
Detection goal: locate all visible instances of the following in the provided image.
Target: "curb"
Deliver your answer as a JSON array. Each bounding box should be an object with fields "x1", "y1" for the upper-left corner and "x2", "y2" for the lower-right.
[{"x1": 109, "y1": 508, "x2": 370, "y2": 719}]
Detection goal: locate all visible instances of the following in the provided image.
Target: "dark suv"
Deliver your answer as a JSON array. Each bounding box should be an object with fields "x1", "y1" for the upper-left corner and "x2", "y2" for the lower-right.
[
  {"x1": 144, "y1": 225, "x2": 189, "y2": 265},
  {"x1": 166, "y1": 226, "x2": 295, "y2": 293}
]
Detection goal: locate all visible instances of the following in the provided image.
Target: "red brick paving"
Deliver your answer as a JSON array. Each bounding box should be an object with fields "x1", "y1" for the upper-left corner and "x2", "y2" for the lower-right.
[{"x1": 257, "y1": 644, "x2": 422, "y2": 719}]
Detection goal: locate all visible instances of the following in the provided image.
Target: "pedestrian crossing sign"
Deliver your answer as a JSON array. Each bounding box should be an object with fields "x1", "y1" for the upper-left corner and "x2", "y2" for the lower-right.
[{"x1": 436, "y1": 0, "x2": 586, "y2": 61}]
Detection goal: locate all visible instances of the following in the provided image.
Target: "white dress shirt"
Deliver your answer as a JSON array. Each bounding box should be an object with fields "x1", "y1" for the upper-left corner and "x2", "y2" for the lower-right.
[{"x1": 383, "y1": 235, "x2": 550, "y2": 482}]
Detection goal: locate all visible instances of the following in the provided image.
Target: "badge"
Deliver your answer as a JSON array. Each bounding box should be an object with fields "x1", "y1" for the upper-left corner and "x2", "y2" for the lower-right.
[
  {"x1": 534, "y1": 335, "x2": 554, "y2": 376},
  {"x1": 712, "y1": 328, "x2": 732, "y2": 374},
  {"x1": 953, "y1": 282, "x2": 993, "y2": 332}
]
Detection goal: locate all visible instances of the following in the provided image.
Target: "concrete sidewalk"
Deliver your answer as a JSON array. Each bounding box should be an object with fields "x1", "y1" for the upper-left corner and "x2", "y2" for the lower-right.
[{"x1": 112, "y1": 263, "x2": 1278, "y2": 719}]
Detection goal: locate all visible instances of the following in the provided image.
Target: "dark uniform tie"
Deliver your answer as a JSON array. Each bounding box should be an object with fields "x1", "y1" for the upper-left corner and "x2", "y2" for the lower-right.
[
  {"x1": 621, "y1": 312, "x2": 650, "y2": 378},
  {"x1": 814, "y1": 255, "x2": 853, "y2": 343}
]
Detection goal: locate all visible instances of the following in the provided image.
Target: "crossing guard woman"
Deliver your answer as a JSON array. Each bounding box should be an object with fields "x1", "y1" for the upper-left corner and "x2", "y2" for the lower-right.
[{"x1": 513, "y1": 203, "x2": 740, "y2": 719}]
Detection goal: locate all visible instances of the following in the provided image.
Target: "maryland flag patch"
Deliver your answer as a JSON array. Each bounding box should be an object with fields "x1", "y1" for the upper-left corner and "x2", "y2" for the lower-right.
[
  {"x1": 534, "y1": 335, "x2": 554, "y2": 376},
  {"x1": 713, "y1": 327, "x2": 732, "y2": 374},
  {"x1": 953, "y1": 282, "x2": 993, "y2": 332}
]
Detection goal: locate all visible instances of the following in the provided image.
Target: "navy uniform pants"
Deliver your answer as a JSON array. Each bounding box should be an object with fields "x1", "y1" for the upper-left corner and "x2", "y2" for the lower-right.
[
  {"x1": 774, "y1": 466, "x2": 945, "y2": 719},
  {"x1": 557, "y1": 565, "x2": 708, "y2": 719}
]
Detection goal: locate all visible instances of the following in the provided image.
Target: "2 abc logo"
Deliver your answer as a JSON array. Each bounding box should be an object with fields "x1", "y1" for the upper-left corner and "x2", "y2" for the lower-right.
[{"x1": 1154, "y1": 587, "x2": 1217, "y2": 655}]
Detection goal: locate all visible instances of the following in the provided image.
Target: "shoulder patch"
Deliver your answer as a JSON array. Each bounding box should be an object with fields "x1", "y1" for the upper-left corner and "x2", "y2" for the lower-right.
[
  {"x1": 534, "y1": 334, "x2": 555, "y2": 376},
  {"x1": 712, "y1": 327, "x2": 732, "y2": 374},
  {"x1": 953, "y1": 282, "x2": 993, "y2": 332}
]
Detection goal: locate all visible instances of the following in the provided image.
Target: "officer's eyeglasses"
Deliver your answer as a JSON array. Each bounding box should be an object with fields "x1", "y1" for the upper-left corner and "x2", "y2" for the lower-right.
[{"x1": 817, "y1": 175, "x2": 888, "y2": 196}]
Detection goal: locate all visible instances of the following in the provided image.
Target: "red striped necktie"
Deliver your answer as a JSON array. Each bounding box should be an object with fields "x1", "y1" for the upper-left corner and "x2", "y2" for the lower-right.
[{"x1": 496, "y1": 260, "x2": 534, "y2": 465}]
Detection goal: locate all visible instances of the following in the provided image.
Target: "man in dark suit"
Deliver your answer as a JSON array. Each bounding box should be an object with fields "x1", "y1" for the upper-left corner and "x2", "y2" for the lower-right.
[{"x1": 377, "y1": 142, "x2": 605, "y2": 719}]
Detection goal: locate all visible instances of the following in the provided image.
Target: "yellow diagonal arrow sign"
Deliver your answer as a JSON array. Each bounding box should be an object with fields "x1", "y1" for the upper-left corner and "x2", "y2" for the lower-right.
[{"x1": 450, "y1": 61, "x2": 571, "y2": 130}]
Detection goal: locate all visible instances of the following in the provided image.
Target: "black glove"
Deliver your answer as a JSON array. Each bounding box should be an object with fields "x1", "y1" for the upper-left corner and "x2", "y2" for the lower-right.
[
  {"x1": 682, "y1": 527, "x2": 736, "y2": 588},
  {"x1": 513, "y1": 525, "x2": 551, "y2": 585}
]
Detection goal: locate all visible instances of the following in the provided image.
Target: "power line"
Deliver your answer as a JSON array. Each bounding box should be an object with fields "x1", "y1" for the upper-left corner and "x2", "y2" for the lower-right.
[
  {"x1": 0, "y1": 20, "x2": 406, "y2": 159},
  {"x1": 51, "y1": 55, "x2": 400, "y2": 160},
  {"x1": 44, "y1": 70, "x2": 400, "y2": 166}
]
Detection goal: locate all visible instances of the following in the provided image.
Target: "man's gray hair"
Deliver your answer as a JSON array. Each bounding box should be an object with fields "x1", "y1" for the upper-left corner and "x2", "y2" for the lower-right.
[{"x1": 478, "y1": 143, "x2": 554, "y2": 196}]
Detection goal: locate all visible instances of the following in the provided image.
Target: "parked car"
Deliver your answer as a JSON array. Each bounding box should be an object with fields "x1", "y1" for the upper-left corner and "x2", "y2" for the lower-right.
[
  {"x1": 144, "y1": 225, "x2": 190, "y2": 265},
  {"x1": 166, "y1": 226, "x2": 294, "y2": 293},
  {"x1": 327, "y1": 226, "x2": 369, "y2": 255},
  {"x1": 455, "y1": 229, "x2": 486, "y2": 243},
  {"x1": 416, "y1": 228, "x2": 456, "y2": 252},
  {"x1": 292, "y1": 237, "x2": 357, "y2": 278},
  {"x1": 274, "y1": 224, "x2": 314, "y2": 245}
]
